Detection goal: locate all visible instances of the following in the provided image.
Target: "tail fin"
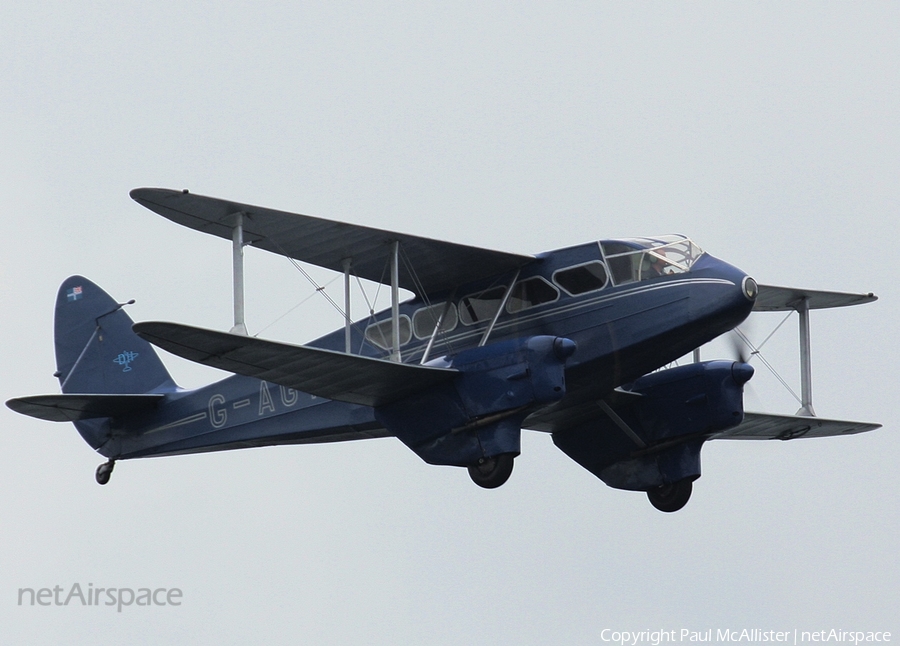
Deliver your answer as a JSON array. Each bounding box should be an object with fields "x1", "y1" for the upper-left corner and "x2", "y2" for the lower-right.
[
  {"x1": 53, "y1": 276, "x2": 177, "y2": 449},
  {"x1": 55, "y1": 276, "x2": 175, "y2": 395}
]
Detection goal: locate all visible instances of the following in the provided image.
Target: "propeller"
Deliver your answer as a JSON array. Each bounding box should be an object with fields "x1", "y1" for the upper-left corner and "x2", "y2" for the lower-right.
[
  {"x1": 689, "y1": 328, "x2": 755, "y2": 386},
  {"x1": 727, "y1": 331, "x2": 751, "y2": 365},
  {"x1": 727, "y1": 330, "x2": 755, "y2": 387}
]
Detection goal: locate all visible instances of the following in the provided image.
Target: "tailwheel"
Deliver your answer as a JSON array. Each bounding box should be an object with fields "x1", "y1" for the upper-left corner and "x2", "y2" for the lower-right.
[
  {"x1": 95, "y1": 460, "x2": 115, "y2": 485},
  {"x1": 647, "y1": 478, "x2": 693, "y2": 513},
  {"x1": 467, "y1": 453, "x2": 515, "y2": 489}
]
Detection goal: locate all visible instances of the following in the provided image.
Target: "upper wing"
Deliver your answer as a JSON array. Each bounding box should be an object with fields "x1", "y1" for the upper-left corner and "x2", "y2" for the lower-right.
[
  {"x1": 133, "y1": 321, "x2": 458, "y2": 407},
  {"x1": 130, "y1": 188, "x2": 534, "y2": 295},
  {"x1": 755, "y1": 284, "x2": 877, "y2": 311},
  {"x1": 709, "y1": 412, "x2": 881, "y2": 440}
]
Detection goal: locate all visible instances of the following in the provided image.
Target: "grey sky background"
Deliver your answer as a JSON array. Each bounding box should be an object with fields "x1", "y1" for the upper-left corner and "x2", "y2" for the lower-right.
[{"x1": 1, "y1": 3, "x2": 897, "y2": 644}]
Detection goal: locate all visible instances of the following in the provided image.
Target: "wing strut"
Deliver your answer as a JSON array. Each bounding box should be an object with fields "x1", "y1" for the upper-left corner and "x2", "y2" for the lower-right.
[
  {"x1": 391, "y1": 240, "x2": 401, "y2": 362},
  {"x1": 421, "y1": 296, "x2": 455, "y2": 365},
  {"x1": 230, "y1": 211, "x2": 248, "y2": 335},
  {"x1": 192, "y1": 207, "x2": 405, "y2": 360},
  {"x1": 343, "y1": 258, "x2": 352, "y2": 353},
  {"x1": 797, "y1": 298, "x2": 814, "y2": 416},
  {"x1": 479, "y1": 270, "x2": 519, "y2": 347}
]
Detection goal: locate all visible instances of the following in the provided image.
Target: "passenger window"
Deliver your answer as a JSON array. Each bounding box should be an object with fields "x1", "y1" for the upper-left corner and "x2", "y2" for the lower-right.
[
  {"x1": 458, "y1": 287, "x2": 507, "y2": 326},
  {"x1": 553, "y1": 262, "x2": 609, "y2": 295},
  {"x1": 506, "y1": 277, "x2": 559, "y2": 313},
  {"x1": 365, "y1": 315, "x2": 412, "y2": 350},
  {"x1": 412, "y1": 302, "x2": 459, "y2": 339}
]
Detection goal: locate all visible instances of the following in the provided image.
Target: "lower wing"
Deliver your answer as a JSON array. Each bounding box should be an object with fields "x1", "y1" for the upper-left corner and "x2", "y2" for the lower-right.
[{"x1": 710, "y1": 412, "x2": 881, "y2": 441}]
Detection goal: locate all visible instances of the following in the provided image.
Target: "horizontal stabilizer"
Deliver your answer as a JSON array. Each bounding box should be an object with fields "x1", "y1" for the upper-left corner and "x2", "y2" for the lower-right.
[
  {"x1": 710, "y1": 412, "x2": 881, "y2": 440},
  {"x1": 6, "y1": 393, "x2": 165, "y2": 422},
  {"x1": 755, "y1": 284, "x2": 877, "y2": 312},
  {"x1": 130, "y1": 188, "x2": 533, "y2": 295},
  {"x1": 133, "y1": 322, "x2": 458, "y2": 407}
]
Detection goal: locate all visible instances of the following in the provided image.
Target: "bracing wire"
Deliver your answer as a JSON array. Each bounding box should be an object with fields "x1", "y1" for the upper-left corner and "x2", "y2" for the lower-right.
[
  {"x1": 254, "y1": 273, "x2": 342, "y2": 337},
  {"x1": 751, "y1": 310, "x2": 794, "y2": 354},
  {"x1": 733, "y1": 326, "x2": 803, "y2": 405},
  {"x1": 266, "y1": 238, "x2": 346, "y2": 319}
]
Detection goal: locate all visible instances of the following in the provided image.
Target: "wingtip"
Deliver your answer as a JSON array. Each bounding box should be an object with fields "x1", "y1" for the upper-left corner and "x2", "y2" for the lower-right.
[
  {"x1": 129, "y1": 187, "x2": 184, "y2": 204},
  {"x1": 129, "y1": 187, "x2": 151, "y2": 202}
]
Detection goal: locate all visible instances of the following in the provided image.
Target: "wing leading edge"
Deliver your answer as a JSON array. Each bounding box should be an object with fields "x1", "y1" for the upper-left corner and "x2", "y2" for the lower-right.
[
  {"x1": 133, "y1": 322, "x2": 458, "y2": 407},
  {"x1": 130, "y1": 188, "x2": 534, "y2": 295}
]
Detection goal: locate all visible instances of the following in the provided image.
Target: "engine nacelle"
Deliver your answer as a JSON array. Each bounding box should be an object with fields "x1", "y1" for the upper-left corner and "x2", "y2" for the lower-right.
[
  {"x1": 376, "y1": 335, "x2": 576, "y2": 467},
  {"x1": 553, "y1": 360, "x2": 753, "y2": 491}
]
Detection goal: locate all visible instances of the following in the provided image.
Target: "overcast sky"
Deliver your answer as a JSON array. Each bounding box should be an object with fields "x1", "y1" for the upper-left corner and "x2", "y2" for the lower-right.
[{"x1": 2, "y1": 3, "x2": 898, "y2": 644}]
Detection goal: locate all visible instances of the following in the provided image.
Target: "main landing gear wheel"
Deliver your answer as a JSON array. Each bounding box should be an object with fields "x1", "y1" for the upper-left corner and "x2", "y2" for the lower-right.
[
  {"x1": 647, "y1": 478, "x2": 693, "y2": 513},
  {"x1": 95, "y1": 460, "x2": 115, "y2": 486},
  {"x1": 467, "y1": 453, "x2": 515, "y2": 489}
]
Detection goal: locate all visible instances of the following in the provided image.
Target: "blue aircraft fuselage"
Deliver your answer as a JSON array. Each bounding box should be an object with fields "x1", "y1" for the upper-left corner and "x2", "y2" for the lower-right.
[{"x1": 97, "y1": 239, "x2": 755, "y2": 463}]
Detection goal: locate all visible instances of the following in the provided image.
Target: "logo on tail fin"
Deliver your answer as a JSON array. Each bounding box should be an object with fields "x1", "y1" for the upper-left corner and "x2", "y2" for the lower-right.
[
  {"x1": 67, "y1": 286, "x2": 83, "y2": 302},
  {"x1": 113, "y1": 351, "x2": 139, "y2": 372}
]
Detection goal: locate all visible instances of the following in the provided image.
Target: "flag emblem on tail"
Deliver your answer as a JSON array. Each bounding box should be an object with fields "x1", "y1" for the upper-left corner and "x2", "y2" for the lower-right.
[{"x1": 67, "y1": 286, "x2": 83, "y2": 302}]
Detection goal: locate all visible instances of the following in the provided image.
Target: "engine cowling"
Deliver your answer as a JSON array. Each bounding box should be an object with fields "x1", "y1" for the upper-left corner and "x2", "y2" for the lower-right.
[
  {"x1": 376, "y1": 335, "x2": 576, "y2": 467},
  {"x1": 553, "y1": 360, "x2": 753, "y2": 491}
]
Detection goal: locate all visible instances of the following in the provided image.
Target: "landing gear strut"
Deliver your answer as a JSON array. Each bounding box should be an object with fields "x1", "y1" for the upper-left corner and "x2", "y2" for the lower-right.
[
  {"x1": 95, "y1": 460, "x2": 115, "y2": 485},
  {"x1": 647, "y1": 478, "x2": 693, "y2": 512},
  {"x1": 467, "y1": 453, "x2": 515, "y2": 489}
]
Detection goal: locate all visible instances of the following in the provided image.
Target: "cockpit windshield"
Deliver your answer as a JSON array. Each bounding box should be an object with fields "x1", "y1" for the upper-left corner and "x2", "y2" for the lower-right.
[{"x1": 599, "y1": 235, "x2": 704, "y2": 286}]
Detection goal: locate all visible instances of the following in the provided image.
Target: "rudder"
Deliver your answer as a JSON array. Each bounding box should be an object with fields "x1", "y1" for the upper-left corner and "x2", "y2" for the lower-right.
[{"x1": 55, "y1": 276, "x2": 176, "y2": 395}]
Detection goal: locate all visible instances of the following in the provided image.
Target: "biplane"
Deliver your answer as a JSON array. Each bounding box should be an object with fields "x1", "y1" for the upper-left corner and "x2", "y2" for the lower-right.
[{"x1": 6, "y1": 189, "x2": 881, "y2": 512}]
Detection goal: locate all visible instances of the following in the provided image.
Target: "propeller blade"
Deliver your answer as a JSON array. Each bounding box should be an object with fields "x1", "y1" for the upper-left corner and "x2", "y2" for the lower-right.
[{"x1": 728, "y1": 331, "x2": 750, "y2": 364}]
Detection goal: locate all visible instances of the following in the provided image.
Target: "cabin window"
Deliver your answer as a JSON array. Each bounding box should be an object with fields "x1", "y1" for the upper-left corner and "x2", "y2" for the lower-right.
[
  {"x1": 412, "y1": 302, "x2": 459, "y2": 339},
  {"x1": 364, "y1": 315, "x2": 412, "y2": 350},
  {"x1": 553, "y1": 261, "x2": 609, "y2": 295},
  {"x1": 600, "y1": 236, "x2": 704, "y2": 286},
  {"x1": 600, "y1": 241, "x2": 642, "y2": 285},
  {"x1": 458, "y1": 287, "x2": 507, "y2": 326},
  {"x1": 506, "y1": 277, "x2": 559, "y2": 313}
]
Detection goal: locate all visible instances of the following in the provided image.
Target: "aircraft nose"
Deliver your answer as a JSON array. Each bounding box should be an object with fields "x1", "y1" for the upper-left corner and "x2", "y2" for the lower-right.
[
  {"x1": 690, "y1": 254, "x2": 757, "y2": 324},
  {"x1": 742, "y1": 276, "x2": 759, "y2": 302}
]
